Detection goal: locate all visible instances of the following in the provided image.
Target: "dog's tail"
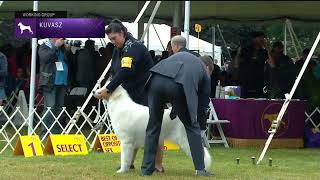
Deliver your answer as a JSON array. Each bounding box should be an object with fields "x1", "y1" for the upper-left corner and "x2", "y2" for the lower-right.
[{"x1": 203, "y1": 147, "x2": 212, "y2": 171}]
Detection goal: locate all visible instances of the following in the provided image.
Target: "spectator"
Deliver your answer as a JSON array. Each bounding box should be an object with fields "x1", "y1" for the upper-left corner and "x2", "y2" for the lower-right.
[
  {"x1": 160, "y1": 50, "x2": 169, "y2": 62},
  {"x1": 75, "y1": 39, "x2": 99, "y2": 92},
  {"x1": 0, "y1": 50, "x2": 8, "y2": 105},
  {"x1": 96, "y1": 42, "x2": 114, "y2": 81},
  {"x1": 149, "y1": 50, "x2": 156, "y2": 64},
  {"x1": 15, "y1": 67, "x2": 27, "y2": 91},
  {"x1": 295, "y1": 48, "x2": 310, "y2": 70},
  {"x1": 208, "y1": 56, "x2": 221, "y2": 98},
  {"x1": 23, "y1": 66, "x2": 40, "y2": 103},
  {"x1": 38, "y1": 38, "x2": 72, "y2": 139},
  {"x1": 265, "y1": 41, "x2": 296, "y2": 99},
  {"x1": 166, "y1": 41, "x2": 173, "y2": 56},
  {"x1": 20, "y1": 42, "x2": 32, "y2": 68},
  {"x1": 234, "y1": 31, "x2": 268, "y2": 98},
  {"x1": 1, "y1": 44, "x2": 17, "y2": 96}
]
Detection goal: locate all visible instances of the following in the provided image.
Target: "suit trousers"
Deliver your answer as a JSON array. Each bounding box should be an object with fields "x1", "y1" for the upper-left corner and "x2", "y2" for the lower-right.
[{"x1": 141, "y1": 73, "x2": 205, "y2": 174}]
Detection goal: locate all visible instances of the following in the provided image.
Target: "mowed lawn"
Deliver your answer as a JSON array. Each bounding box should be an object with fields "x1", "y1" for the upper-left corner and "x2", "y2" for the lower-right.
[{"x1": 0, "y1": 146, "x2": 319, "y2": 180}]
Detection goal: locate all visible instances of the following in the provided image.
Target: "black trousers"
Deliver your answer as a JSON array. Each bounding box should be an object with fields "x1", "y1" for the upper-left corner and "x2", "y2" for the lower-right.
[{"x1": 141, "y1": 74, "x2": 205, "y2": 174}]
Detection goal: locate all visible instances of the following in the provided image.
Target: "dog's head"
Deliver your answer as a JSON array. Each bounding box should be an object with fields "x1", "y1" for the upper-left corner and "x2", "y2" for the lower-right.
[{"x1": 18, "y1": 22, "x2": 22, "y2": 26}]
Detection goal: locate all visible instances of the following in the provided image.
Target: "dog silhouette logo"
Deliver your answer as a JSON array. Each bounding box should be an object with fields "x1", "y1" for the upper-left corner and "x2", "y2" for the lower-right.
[{"x1": 17, "y1": 22, "x2": 33, "y2": 34}]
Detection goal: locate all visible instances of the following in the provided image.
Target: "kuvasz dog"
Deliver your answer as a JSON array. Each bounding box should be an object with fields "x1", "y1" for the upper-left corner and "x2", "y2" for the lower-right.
[{"x1": 96, "y1": 83, "x2": 212, "y2": 173}]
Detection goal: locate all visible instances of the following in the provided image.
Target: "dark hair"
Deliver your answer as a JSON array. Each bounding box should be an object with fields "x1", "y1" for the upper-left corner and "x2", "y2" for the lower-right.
[
  {"x1": 303, "y1": 48, "x2": 310, "y2": 55},
  {"x1": 105, "y1": 19, "x2": 128, "y2": 35},
  {"x1": 250, "y1": 31, "x2": 266, "y2": 39},
  {"x1": 272, "y1": 41, "x2": 283, "y2": 48},
  {"x1": 161, "y1": 51, "x2": 169, "y2": 59},
  {"x1": 85, "y1": 39, "x2": 95, "y2": 50},
  {"x1": 149, "y1": 50, "x2": 155, "y2": 59}
]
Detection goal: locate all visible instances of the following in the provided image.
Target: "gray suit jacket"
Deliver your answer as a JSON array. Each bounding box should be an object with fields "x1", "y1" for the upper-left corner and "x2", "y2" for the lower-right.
[{"x1": 150, "y1": 49, "x2": 210, "y2": 124}]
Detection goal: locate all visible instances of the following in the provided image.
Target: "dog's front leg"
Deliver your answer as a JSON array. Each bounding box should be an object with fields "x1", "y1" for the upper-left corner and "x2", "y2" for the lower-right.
[{"x1": 117, "y1": 142, "x2": 135, "y2": 173}]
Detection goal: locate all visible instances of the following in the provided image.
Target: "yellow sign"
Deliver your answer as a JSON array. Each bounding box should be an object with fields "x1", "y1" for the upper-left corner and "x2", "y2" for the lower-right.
[
  {"x1": 195, "y1": 24, "x2": 202, "y2": 33},
  {"x1": 92, "y1": 134, "x2": 179, "y2": 152},
  {"x1": 44, "y1": 134, "x2": 88, "y2": 156},
  {"x1": 121, "y1": 56, "x2": 133, "y2": 68},
  {"x1": 13, "y1": 135, "x2": 43, "y2": 157},
  {"x1": 92, "y1": 134, "x2": 121, "y2": 153},
  {"x1": 163, "y1": 139, "x2": 179, "y2": 151}
]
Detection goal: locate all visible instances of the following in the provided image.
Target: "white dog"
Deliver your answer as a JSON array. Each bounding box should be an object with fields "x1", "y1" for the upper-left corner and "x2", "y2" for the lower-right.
[
  {"x1": 18, "y1": 22, "x2": 33, "y2": 34},
  {"x1": 99, "y1": 84, "x2": 212, "y2": 173}
]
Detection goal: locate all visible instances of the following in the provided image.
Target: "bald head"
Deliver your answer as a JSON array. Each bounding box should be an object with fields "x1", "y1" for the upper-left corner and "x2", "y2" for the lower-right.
[{"x1": 171, "y1": 35, "x2": 186, "y2": 54}]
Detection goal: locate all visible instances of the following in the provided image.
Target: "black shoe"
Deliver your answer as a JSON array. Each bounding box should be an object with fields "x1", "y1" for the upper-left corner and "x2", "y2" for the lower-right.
[
  {"x1": 195, "y1": 169, "x2": 212, "y2": 177},
  {"x1": 140, "y1": 172, "x2": 153, "y2": 176},
  {"x1": 116, "y1": 164, "x2": 135, "y2": 170}
]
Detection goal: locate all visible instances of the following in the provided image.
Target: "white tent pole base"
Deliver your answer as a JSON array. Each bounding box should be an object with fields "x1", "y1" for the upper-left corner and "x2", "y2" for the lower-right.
[{"x1": 257, "y1": 133, "x2": 274, "y2": 164}]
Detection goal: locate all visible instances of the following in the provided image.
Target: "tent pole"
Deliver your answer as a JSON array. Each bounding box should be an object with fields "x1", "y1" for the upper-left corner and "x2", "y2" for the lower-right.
[
  {"x1": 28, "y1": 1, "x2": 38, "y2": 135},
  {"x1": 147, "y1": 25, "x2": 149, "y2": 50},
  {"x1": 183, "y1": 1, "x2": 190, "y2": 48},
  {"x1": 284, "y1": 20, "x2": 287, "y2": 55},
  {"x1": 217, "y1": 24, "x2": 232, "y2": 62},
  {"x1": 140, "y1": 1, "x2": 161, "y2": 41},
  {"x1": 287, "y1": 19, "x2": 303, "y2": 53},
  {"x1": 286, "y1": 20, "x2": 299, "y2": 59},
  {"x1": 212, "y1": 25, "x2": 215, "y2": 61},
  {"x1": 152, "y1": 24, "x2": 166, "y2": 51},
  {"x1": 257, "y1": 32, "x2": 320, "y2": 164},
  {"x1": 131, "y1": 1, "x2": 150, "y2": 34}
]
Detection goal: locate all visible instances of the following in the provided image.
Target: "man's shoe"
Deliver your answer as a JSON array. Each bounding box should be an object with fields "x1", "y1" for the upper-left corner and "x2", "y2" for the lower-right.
[
  {"x1": 116, "y1": 164, "x2": 135, "y2": 170},
  {"x1": 140, "y1": 172, "x2": 153, "y2": 176},
  {"x1": 195, "y1": 169, "x2": 212, "y2": 177}
]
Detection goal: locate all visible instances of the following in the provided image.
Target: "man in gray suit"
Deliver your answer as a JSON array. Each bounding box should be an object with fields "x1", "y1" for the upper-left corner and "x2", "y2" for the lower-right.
[{"x1": 141, "y1": 35, "x2": 211, "y2": 176}]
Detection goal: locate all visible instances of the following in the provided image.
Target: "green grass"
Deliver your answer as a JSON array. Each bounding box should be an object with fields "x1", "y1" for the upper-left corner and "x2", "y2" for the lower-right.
[{"x1": 0, "y1": 147, "x2": 319, "y2": 179}]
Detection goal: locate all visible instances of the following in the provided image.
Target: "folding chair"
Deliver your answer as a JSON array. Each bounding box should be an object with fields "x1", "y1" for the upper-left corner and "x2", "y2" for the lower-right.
[{"x1": 206, "y1": 99, "x2": 230, "y2": 148}]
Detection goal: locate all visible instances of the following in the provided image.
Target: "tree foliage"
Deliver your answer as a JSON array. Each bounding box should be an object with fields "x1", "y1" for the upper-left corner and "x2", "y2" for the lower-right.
[{"x1": 189, "y1": 21, "x2": 320, "y2": 63}]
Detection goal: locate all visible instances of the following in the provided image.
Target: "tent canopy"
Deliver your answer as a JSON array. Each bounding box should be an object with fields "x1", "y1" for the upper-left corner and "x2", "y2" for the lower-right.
[{"x1": 1, "y1": 1, "x2": 320, "y2": 24}]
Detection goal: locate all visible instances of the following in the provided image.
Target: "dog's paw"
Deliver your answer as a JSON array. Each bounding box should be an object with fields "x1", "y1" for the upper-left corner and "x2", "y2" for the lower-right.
[{"x1": 116, "y1": 168, "x2": 129, "y2": 173}]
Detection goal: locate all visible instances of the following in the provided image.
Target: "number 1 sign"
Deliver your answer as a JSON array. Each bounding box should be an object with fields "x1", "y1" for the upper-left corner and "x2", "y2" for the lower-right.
[{"x1": 13, "y1": 135, "x2": 43, "y2": 157}]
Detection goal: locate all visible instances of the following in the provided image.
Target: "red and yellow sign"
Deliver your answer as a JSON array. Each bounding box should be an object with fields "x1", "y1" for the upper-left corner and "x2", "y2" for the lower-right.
[
  {"x1": 44, "y1": 134, "x2": 88, "y2": 156},
  {"x1": 92, "y1": 134, "x2": 121, "y2": 153},
  {"x1": 13, "y1": 135, "x2": 43, "y2": 157},
  {"x1": 92, "y1": 134, "x2": 179, "y2": 152}
]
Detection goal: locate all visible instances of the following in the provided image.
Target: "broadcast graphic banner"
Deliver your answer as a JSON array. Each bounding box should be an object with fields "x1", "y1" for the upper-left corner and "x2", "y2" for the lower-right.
[{"x1": 15, "y1": 18, "x2": 105, "y2": 38}]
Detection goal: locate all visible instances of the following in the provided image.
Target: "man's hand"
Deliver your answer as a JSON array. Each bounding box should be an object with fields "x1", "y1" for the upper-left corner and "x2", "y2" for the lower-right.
[
  {"x1": 93, "y1": 87, "x2": 111, "y2": 100},
  {"x1": 54, "y1": 38, "x2": 64, "y2": 48}
]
